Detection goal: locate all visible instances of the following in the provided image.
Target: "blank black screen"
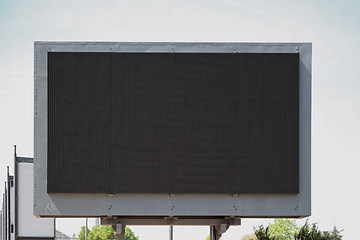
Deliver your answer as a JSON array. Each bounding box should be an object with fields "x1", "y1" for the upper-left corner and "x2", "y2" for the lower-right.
[{"x1": 47, "y1": 52, "x2": 299, "y2": 194}]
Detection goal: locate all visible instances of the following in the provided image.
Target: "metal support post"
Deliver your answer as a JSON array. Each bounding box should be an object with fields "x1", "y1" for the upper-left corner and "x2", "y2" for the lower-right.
[
  {"x1": 169, "y1": 225, "x2": 173, "y2": 240},
  {"x1": 112, "y1": 223, "x2": 126, "y2": 240},
  {"x1": 85, "y1": 218, "x2": 88, "y2": 240},
  {"x1": 210, "y1": 223, "x2": 229, "y2": 240},
  {"x1": 95, "y1": 218, "x2": 100, "y2": 226}
]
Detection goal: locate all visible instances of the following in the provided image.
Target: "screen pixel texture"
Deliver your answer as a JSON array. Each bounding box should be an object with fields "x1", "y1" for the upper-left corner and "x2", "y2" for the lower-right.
[{"x1": 47, "y1": 52, "x2": 299, "y2": 194}]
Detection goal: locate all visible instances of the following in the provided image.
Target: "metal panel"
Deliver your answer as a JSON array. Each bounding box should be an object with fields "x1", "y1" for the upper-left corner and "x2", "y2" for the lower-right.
[
  {"x1": 16, "y1": 160, "x2": 54, "y2": 238},
  {"x1": 34, "y1": 42, "x2": 311, "y2": 218}
]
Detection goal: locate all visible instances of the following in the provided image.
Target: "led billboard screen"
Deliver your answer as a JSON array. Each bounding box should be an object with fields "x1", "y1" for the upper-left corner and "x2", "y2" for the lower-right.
[{"x1": 47, "y1": 52, "x2": 299, "y2": 194}]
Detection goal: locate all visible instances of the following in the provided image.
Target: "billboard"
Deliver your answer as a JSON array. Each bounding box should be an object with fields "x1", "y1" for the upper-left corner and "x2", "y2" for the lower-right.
[
  {"x1": 2, "y1": 194, "x2": 5, "y2": 240},
  {"x1": 9, "y1": 176, "x2": 14, "y2": 240},
  {"x1": 34, "y1": 42, "x2": 311, "y2": 218},
  {"x1": 15, "y1": 157, "x2": 55, "y2": 239},
  {"x1": 0, "y1": 157, "x2": 55, "y2": 240},
  {"x1": 1, "y1": 169, "x2": 13, "y2": 240},
  {"x1": 0, "y1": 210, "x2": 2, "y2": 240}
]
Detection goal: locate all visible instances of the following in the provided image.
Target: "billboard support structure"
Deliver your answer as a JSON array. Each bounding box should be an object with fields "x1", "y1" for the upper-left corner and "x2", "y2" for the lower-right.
[{"x1": 102, "y1": 216, "x2": 239, "y2": 240}]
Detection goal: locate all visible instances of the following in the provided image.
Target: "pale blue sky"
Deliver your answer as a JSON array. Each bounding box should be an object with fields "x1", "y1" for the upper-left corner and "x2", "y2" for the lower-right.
[{"x1": 0, "y1": 0, "x2": 360, "y2": 239}]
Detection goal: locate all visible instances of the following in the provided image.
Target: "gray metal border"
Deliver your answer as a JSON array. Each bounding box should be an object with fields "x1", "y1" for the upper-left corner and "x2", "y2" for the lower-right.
[{"x1": 34, "y1": 42, "x2": 311, "y2": 218}]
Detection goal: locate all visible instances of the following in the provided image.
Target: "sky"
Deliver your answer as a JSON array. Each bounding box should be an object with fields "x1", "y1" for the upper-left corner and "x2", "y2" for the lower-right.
[{"x1": 0, "y1": 0, "x2": 360, "y2": 239}]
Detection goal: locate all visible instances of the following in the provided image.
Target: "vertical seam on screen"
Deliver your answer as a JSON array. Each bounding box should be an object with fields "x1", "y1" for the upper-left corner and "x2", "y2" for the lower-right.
[
  {"x1": 171, "y1": 51, "x2": 176, "y2": 195},
  {"x1": 110, "y1": 52, "x2": 114, "y2": 194},
  {"x1": 169, "y1": 51, "x2": 179, "y2": 194},
  {"x1": 236, "y1": 52, "x2": 239, "y2": 194}
]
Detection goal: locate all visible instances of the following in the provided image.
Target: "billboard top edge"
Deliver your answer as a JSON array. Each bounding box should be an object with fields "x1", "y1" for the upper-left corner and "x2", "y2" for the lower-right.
[
  {"x1": 34, "y1": 41, "x2": 312, "y2": 47},
  {"x1": 34, "y1": 42, "x2": 311, "y2": 55}
]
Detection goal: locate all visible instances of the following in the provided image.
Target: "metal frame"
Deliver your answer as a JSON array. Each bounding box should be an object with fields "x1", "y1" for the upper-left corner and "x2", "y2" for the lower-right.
[{"x1": 34, "y1": 42, "x2": 311, "y2": 218}]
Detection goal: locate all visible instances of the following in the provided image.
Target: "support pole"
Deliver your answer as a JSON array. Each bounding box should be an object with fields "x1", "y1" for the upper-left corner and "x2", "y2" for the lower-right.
[
  {"x1": 210, "y1": 226, "x2": 218, "y2": 240},
  {"x1": 112, "y1": 223, "x2": 126, "y2": 240},
  {"x1": 169, "y1": 225, "x2": 173, "y2": 240},
  {"x1": 210, "y1": 223, "x2": 229, "y2": 240},
  {"x1": 85, "y1": 218, "x2": 88, "y2": 240}
]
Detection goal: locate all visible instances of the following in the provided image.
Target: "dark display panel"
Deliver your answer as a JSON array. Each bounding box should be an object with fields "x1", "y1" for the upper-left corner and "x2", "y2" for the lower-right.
[{"x1": 47, "y1": 52, "x2": 299, "y2": 194}]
